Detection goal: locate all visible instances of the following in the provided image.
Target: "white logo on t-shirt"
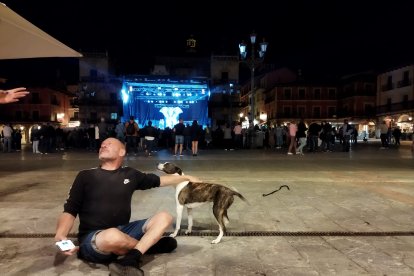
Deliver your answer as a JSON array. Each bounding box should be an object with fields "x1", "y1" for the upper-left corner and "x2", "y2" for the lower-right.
[{"x1": 123, "y1": 179, "x2": 130, "y2": 184}]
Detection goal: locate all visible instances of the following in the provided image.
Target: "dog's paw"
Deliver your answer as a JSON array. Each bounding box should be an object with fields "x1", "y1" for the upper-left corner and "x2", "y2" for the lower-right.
[
  {"x1": 211, "y1": 238, "x2": 221, "y2": 244},
  {"x1": 184, "y1": 230, "x2": 192, "y2": 235},
  {"x1": 169, "y1": 233, "x2": 178, "y2": 238}
]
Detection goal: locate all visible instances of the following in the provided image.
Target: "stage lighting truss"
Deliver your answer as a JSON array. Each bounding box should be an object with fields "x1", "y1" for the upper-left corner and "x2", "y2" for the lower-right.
[{"x1": 123, "y1": 76, "x2": 210, "y2": 103}]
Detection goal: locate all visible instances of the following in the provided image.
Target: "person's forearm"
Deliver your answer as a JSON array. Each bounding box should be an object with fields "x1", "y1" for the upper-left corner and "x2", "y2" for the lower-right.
[
  {"x1": 0, "y1": 93, "x2": 7, "y2": 103},
  {"x1": 55, "y1": 212, "x2": 76, "y2": 241},
  {"x1": 160, "y1": 175, "x2": 197, "y2": 187}
]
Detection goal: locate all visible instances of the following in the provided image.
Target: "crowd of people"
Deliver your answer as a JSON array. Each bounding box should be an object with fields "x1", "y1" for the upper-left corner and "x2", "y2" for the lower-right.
[{"x1": 1, "y1": 113, "x2": 413, "y2": 155}]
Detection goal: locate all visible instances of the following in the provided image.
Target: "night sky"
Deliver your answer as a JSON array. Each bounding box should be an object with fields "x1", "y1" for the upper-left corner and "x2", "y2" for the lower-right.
[{"x1": 2, "y1": 0, "x2": 414, "y2": 79}]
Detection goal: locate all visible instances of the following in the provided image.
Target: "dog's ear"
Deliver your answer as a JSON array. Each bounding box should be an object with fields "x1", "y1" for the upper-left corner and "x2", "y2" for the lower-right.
[{"x1": 176, "y1": 167, "x2": 183, "y2": 175}]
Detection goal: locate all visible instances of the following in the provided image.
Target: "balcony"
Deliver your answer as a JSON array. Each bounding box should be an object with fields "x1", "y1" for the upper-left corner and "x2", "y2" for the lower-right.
[
  {"x1": 381, "y1": 83, "x2": 394, "y2": 91},
  {"x1": 397, "y1": 79, "x2": 412, "y2": 88},
  {"x1": 30, "y1": 99, "x2": 42, "y2": 104},
  {"x1": 377, "y1": 100, "x2": 414, "y2": 114}
]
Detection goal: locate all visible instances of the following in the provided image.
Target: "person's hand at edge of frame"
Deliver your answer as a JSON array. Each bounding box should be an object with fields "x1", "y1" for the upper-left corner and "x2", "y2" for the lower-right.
[{"x1": 0, "y1": 87, "x2": 29, "y2": 104}]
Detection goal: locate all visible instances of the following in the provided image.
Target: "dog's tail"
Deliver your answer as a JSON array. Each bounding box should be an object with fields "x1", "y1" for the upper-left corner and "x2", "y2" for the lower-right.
[{"x1": 230, "y1": 187, "x2": 250, "y2": 205}]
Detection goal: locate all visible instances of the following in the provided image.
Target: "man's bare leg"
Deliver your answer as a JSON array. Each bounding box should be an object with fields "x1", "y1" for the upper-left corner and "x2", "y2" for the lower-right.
[{"x1": 95, "y1": 211, "x2": 173, "y2": 255}]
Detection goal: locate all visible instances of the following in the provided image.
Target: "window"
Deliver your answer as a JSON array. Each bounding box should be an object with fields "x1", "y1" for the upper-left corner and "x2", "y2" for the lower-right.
[
  {"x1": 403, "y1": 70, "x2": 409, "y2": 81},
  {"x1": 313, "y1": 107, "x2": 320, "y2": 118},
  {"x1": 297, "y1": 106, "x2": 306, "y2": 117},
  {"x1": 313, "y1": 89, "x2": 321, "y2": 99},
  {"x1": 283, "y1": 106, "x2": 291, "y2": 117},
  {"x1": 221, "y1": 72, "x2": 229, "y2": 83},
  {"x1": 111, "y1": 113, "x2": 118, "y2": 120},
  {"x1": 186, "y1": 37, "x2": 196, "y2": 48},
  {"x1": 32, "y1": 111, "x2": 39, "y2": 120},
  {"x1": 403, "y1": 95, "x2": 408, "y2": 102},
  {"x1": 328, "y1": 89, "x2": 336, "y2": 99},
  {"x1": 365, "y1": 84, "x2": 374, "y2": 92},
  {"x1": 284, "y1": 88, "x2": 291, "y2": 99},
  {"x1": 403, "y1": 95, "x2": 409, "y2": 108},
  {"x1": 32, "y1": 92, "x2": 40, "y2": 104},
  {"x1": 298, "y1": 88, "x2": 306, "y2": 99},
  {"x1": 328, "y1": 107, "x2": 336, "y2": 118},
  {"x1": 51, "y1": 94, "x2": 58, "y2": 105}
]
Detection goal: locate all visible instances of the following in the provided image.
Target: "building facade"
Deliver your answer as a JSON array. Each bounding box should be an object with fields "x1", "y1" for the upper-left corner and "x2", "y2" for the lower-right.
[{"x1": 376, "y1": 64, "x2": 414, "y2": 137}]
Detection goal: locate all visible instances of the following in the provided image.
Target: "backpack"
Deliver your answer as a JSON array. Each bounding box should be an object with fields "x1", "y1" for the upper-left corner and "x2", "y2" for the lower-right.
[{"x1": 126, "y1": 123, "x2": 135, "y2": 135}]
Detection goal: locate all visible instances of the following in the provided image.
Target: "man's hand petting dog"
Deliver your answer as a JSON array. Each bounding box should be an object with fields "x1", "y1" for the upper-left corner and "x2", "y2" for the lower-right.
[
  {"x1": 157, "y1": 162, "x2": 248, "y2": 244},
  {"x1": 184, "y1": 175, "x2": 202, "y2": 183}
]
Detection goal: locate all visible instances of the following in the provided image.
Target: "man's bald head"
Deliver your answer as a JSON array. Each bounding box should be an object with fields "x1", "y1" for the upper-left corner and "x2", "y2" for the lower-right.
[{"x1": 99, "y1": 138, "x2": 126, "y2": 163}]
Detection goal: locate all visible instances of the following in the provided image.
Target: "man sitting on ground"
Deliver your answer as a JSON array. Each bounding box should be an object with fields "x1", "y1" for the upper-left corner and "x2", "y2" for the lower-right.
[{"x1": 54, "y1": 137, "x2": 201, "y2": 274}]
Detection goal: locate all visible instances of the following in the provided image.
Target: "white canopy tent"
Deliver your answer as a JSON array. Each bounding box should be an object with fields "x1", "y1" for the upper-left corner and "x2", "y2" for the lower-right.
[{"x1": 0, "y1": 2, "x2": 82, "y2": 59}]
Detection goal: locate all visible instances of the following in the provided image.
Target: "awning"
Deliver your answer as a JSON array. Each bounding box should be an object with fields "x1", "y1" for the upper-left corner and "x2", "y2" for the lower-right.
[{"x1": 0, "y1": 2, "x2": 82, "y2": 59}]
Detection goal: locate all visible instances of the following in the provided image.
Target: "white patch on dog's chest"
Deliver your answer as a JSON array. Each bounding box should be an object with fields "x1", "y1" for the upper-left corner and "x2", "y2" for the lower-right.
[{"x1": 176, "y1": 181, "x2": 189, "y2": 194}]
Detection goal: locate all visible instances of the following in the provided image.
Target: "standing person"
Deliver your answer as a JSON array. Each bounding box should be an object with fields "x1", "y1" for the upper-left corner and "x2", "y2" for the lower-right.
[
  {"x1": 223, "y1": 123, "x2": 233, "y2": 151},
  {"x1": 190, "y1": 120, "x2": 201, "y2": 156},
  {"x1": 54, "y1": 138, "x2": 201, "y2": 274},
  {"x1": 412, "y1": 134, "x2": 414, "y2": 152},
  {"x1": 30, "y1": 125, "x2": 41, "y2": 154},
  {"x1": 55, "y1": 125, "x2": 65, "y2": 151},
  {"x1": 125, "y1": 116, "x2": 139, "y2": 155},
  {"x1": 287, "y1": 121, "x2": 297, "y2": 155},
  {"x1": 183, "y1": 123, "x2": 191, "y2": 151},
  {"x1": 114, "y1": 119, "x2": 125, "y2": 143},
  {"x1": 340, "y1": 119, "x2": 353, "y2": 152},
  {"x1": 275, "y1": 123, "x2": 284, "y2": 149},
  {"x1": 204, "y1": 125, "x2": 212, "y2": 148},
  {"x1": 296, "y1": 119, "x2": 308, "y2": 155},
  {"x1": 97, "y1": 117, "x2": 108, "y2": 149},
  {"x1": 392, "y1": 126, "x2": 402, "y2": 146},
  {"x1": 233, "y1": 122, "x2": 243, "y2": 149},
  {"x1": 2, "y1": 123, "x2": 13, "y2": 153},
  {"x1": 86, "y1": 124, "x2": 95, "y2": 151},
  {"x1": 173, "y1": 118, "x2": 185, "y2": 156},
  {"x1": 379, "y1": 120, "x2": 389, "y2": 149},
  {"x1": 0, "y1": 87, "x2": 29, "y2": 104},
  {"x1": 142, "y1": 120, "x2": 157, "y2": 157},
  {"x1": 14, "y1": 129, "x2": 22, "y2": 151}
]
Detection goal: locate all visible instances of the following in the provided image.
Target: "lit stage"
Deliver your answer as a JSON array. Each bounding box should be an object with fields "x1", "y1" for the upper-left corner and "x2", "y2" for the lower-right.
[{"x1": 121, "y1": 76, "x2": 210, "y2": 128}]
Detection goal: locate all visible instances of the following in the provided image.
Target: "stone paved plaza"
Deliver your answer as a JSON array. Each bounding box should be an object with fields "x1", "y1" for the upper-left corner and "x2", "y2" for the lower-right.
[{"x1": 1, "y1": 141, "x2": 414, "y2": 275}]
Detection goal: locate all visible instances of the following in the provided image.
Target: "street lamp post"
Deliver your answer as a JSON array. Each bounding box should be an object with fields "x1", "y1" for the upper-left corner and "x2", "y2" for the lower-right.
[
  {"x1": 239, "y1": 32, "x2": 268, "y2": 126},
  {"x1": 228, "y1": 82, "x2": 234, "y2": 125}
]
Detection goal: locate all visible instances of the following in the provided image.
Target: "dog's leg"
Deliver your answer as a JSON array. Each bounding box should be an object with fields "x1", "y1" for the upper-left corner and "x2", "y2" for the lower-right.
[
  {"x1": 185, "y1": 207, "x2": 193, "y2": 234},
  {"x1": 223, "y1": 210, "x2": 229, "y2": 225},
  {"x1": 211, "y1": 224, "x2": 224, "y2": 244},
  {"x1": 170, "y1": 204, "x2": 184, "y2": 238},
  {"x1": 211, "y1": 204, "x2": 226, "y2": 244}
]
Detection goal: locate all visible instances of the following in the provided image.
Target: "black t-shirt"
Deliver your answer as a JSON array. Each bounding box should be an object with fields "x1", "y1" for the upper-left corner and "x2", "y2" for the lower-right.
[
  {"x1": 174, "y1": 123, "x2": 185, "y2": 135},
  {"x1": 63, "y1": 166, "x2": 160, "y2": 240}
]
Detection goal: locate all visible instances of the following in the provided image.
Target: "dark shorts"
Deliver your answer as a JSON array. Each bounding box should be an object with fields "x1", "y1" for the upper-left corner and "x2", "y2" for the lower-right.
[
  {"x1": 78, "y1": 218, "x2": 149, "y2": 264},
  {"x1": 175, "y1": 135, "x2": 184, "y2": 144}
]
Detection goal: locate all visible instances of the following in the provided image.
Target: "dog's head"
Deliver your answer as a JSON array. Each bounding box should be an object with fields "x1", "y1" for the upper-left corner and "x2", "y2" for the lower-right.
[{"x1": 157, "y1": 162, "x2": 183, "y2": 175}]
